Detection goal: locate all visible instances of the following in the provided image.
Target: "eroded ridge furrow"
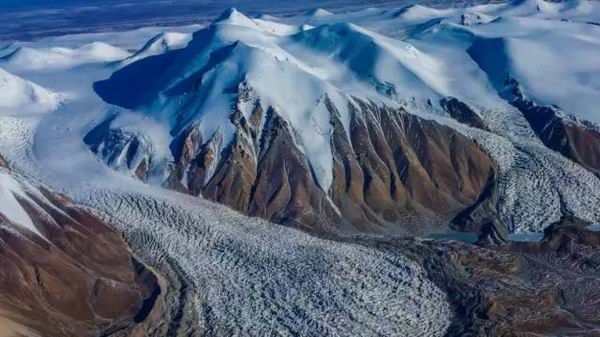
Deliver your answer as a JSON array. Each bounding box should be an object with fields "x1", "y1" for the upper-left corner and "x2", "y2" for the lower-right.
[{"x1": 84, "y1": 188, "x2": 452, "y2": 337}]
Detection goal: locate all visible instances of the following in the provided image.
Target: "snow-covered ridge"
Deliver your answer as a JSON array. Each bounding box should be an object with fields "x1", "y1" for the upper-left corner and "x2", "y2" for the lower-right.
[
  {"x1": 121, "y1": 31, "x2": 192, "y2": 65},
  {"x1": 1, "y1": 42, "x2": 131, "y2": 71},
  {"x1": 0, "y1": 67, "x2": 62, "y2": 115},
  {"x1": 93, "y1": 8, "x2": 448, "y2": 192},
  {"x1": 0, "y1": 169, "x2": 47, "y2": 238},
  {"x1": 306, "y1": 8, "x2": 335, "y2": 18}
]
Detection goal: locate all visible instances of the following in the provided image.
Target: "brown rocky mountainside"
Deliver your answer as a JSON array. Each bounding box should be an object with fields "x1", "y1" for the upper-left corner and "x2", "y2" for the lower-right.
[
  {"x1": 171, "y1": 98, "x2": 494, "y2": 234},
  {"x1": 88, "y1": 94, "x2": 495, "y2": 235},
  {"x1": 0, "y1": 155, "x2": 163, "y2": 337},
  {"x1": 513, "y1": 96, "x2": 600, "y2": 178}
]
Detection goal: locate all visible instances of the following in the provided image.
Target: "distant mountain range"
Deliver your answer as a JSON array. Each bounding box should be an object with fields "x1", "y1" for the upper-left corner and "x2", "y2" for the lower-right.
[{"x1": 0, "y1": 0, "x2": 496, "y2": 40}]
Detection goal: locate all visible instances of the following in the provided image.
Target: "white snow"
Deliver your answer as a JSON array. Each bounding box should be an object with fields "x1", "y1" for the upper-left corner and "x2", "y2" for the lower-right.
[
  {"x1": 1, "y1": 42, "x2": 131, "y2": 71},
  {"x1": 122, "y1": 31, "x2": 192, "y2": 65},
  {"x1": 0, "y1": 171, "x2": 45, "y2": 238},
  {"x1": 252, "y1": 18, "x2": 303, "y2": 36},
  {"x1": 393, "y1": 4, "x2": 457, "y2": 22},
  {"x1": 0, "y1": 67, "x2": 62, "y2": 115},
  {"x1": 306, "y1": 8, "x2": 335, "y2": 18}
]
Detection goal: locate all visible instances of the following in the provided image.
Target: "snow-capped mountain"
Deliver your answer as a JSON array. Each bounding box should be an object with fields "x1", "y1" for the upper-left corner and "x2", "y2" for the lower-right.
[
  {"x1": 87, "y1": 2, "x2": 600, "y2": 234},
  {"x1": 89, "y1": 8, "x2": 496, "y2": 233}
]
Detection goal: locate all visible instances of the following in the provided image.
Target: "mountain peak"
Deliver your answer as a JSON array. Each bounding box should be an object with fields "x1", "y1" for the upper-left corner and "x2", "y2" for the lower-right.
[
  {"x1": 214, "y1": 7, "x2": 257, "y2": 28},
  {"x1": 306, "y1": 8, "x2": 334, "y2": 18}
]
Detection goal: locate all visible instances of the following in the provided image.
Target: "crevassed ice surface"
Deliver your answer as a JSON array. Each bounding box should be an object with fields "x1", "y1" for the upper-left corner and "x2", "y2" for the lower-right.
[
  {"x1": 85, "y1": 187, "x2": 452, "y2": 336},
  {"x1": 1, "y1": 2, "x2": 600, "y2": 233}
]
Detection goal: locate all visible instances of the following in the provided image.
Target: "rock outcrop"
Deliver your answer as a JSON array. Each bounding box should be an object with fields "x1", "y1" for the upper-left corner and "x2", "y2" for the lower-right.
[
  {"x1": 440, "y1": 97, "x2": 488, "y2": 131},
  {"x1": 508, "y1": 79, "x2": 600, "y2": 177}
]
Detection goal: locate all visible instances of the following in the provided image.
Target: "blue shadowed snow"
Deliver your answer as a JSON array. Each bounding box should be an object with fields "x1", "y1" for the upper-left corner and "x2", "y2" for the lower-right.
[
  {"x1": 94, "y1": 50, "x2": 184, "y2": 110},
  {"x1": 467, "y1": 37, "x2": 511, "y2": 93}
]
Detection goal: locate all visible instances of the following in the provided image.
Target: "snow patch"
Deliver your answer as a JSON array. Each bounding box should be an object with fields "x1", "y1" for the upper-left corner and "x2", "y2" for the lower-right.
[{"x1": 0, "y1": 171, "x2": 45, "y2": 238}]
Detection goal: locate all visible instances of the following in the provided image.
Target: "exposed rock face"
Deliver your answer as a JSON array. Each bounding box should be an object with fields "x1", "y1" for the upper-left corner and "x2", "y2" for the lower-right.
[
  {"x1": 84, "y1": 116, "x2": 155, "y2": 180},
  {"x1": 0, "y1": 153, "x2": 8, "y2": 168},
  {"x1": 509, "y1": 81, "x2": 600, "y2": 177},
  {"x1": 440, "y1": 97, "x2": 488, "y2": 131},
  {"x1": 450, "y1": 170, "x2": 509, "y2": 245},
  {"x1": 0, "y1": 160, "x2": 162, "y2": 337},
  {"x1": 166, "y1": 98, "x2": 495, "y2": 234}
]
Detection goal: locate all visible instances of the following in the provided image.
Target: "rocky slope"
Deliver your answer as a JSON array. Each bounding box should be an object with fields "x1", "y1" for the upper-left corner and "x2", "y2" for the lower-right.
[
  {"x1": 0, "y1": 155, "x2": 163, "y2": 337},
  {"x1": 150, "y1": 97, "x2": 490, "y2": 235},
  {"x1": 88, "y1": 95, "x2": 495, "y2": 234}
]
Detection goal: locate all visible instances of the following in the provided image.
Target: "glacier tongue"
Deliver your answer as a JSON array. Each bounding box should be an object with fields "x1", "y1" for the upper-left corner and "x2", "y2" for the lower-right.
[{"x1": 81, "y1": 186, "x2": 452, "y2": 336}]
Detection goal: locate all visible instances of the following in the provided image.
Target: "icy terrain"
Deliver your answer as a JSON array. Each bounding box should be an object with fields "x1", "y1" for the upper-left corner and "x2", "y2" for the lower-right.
[
  {"x1": 0, "y1": 113, "x2": 453, "y2": 335},
  {"x1": 86, "y1": 187, "x2": 452, "y2": 336},
  {"x1": 0, "y1": 112, "x2": 453, "y2": 335}
]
